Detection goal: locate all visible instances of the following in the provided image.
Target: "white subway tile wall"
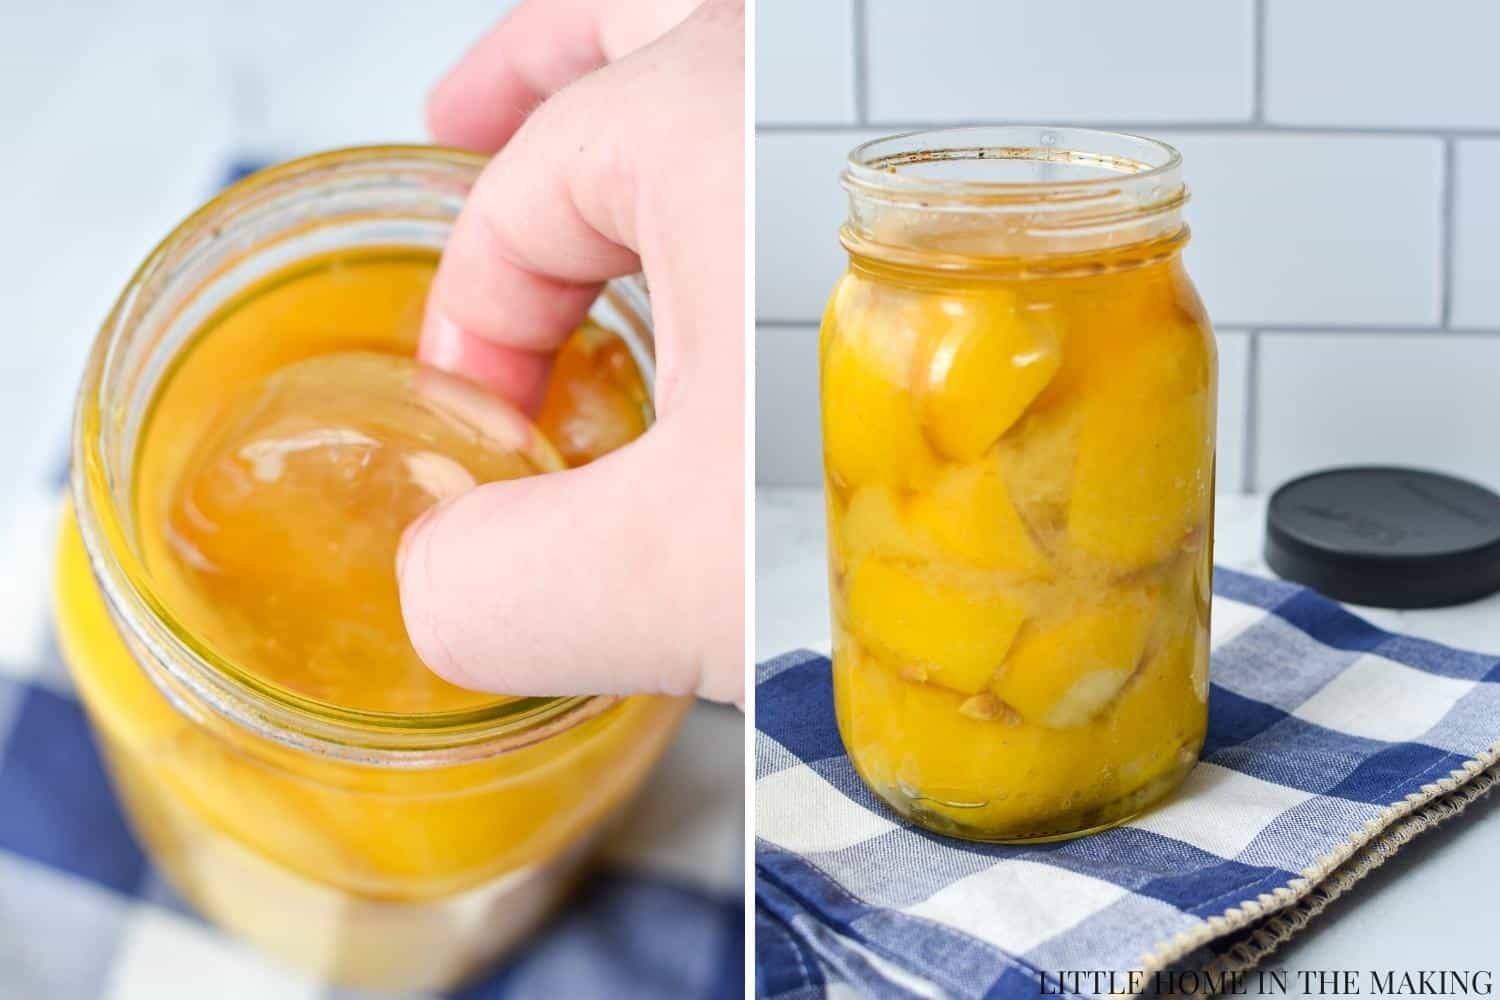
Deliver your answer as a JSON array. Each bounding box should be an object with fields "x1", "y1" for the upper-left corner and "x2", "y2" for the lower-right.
[
  {"x1": 1216, "y1": 332, "x2": 1251, "y2": 496},
  {"x1": 865, "y1": 2, "x2": 1256, "y2": 125},
  {"x1": 1163, "y1": 132, "x2": 1443, "y2": 328},
  {"x1": 756, "y1": 0, "x2": 856, "y2": 124},
  {"x1": 1256, "y1": 334, "x2": 1500, "y2": 490},
  {"x1": 1451, "y1": 141, "x2": 1500, "y2": 328},
  {"x1": 755, "y1": 325, "x2": 823, "y2": 487},
  {"x1": 1264, "y1": 1, "x2": 1500, "y2": 129},
  {"x1": 755, "y1": 129, "x2": 882, "y2": 322},
  {"x1": 755, "y1": 0, "x2": 1500, "y2": 493}
]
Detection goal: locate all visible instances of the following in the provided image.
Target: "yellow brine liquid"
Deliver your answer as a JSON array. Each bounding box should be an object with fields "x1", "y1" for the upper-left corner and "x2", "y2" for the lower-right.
[{"x1": 54, "y1": 245, "x2": 684, "y2": 991}]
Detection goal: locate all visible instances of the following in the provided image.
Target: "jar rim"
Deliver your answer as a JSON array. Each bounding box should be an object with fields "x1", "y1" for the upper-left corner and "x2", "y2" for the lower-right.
[
  {"x1": 844, "y1": 125, "x2": 1185, "y2": 216},
  {"x1": 70, "y1": 145, "x2": 632, "y2": 763}
]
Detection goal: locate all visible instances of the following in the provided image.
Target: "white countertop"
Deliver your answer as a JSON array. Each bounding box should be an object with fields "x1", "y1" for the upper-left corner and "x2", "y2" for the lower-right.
[{"x1": 755, "y1": 486, "x2": 1500, "y2": 975}]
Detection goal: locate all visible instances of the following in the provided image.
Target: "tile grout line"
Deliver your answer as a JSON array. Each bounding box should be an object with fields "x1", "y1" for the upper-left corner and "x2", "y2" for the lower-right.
[
  {"x1": 850, "y1": 0, "x2": 869, "y2": 125},
  {"x1": 1251, "y1": 0, "x2": 1267, "y2": 123},
  {"x1": 757, "y1": 121, "x2": 1488, "y2": 140},
  {"x1": 1241, "y1": 330, "x2": 1261, "y2": 495},
  {"x1": 1441, "y1": 136, "x2": 1457, "y2": 328},
  {"x1": 760, "y1": 10, "x2": 1480, "y2": 493}
]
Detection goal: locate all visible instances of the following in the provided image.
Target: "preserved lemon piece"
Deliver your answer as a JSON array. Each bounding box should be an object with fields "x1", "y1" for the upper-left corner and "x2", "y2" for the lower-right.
[
  {"x1": 537, "y1": 321, "x2": 653, "y2": 467},
  {"x1": 843, "y1": 462, "x2": 1049, "y2": 578},
  {"x1": 1068, "y1": 384, "x2": 1211, "y2": 570},
  {"x1": 821, "y1": 286, "x2": 936, "y2": 488},
  {"x1": 1102, "y1": 610, "x2": 1209, "y2": 795},
  {"x1": 995, "y1": 404, "x2": 1079, "y2": 542},
  {"x1": 161, "y1": 351, "x2": 562, "y2": 713},
  {"x1": 991, "y1": 590, "x2": 1153, "y2": 727},
  {"x1": 917, "y1": 294, "x2": 1061, "y2": 462},
  {"x1": 833, "y1": 642, "x2": 1098, "y2": 828},
  {"x1": 845, "y1": 557, "x2": 1026, "y2": 695},
  {"x1": 906, "y1": 459, "x2": 1050, "y2": 576},
  {"x1": 842, "y1": 484, "x2": 930, "y2": 564}
]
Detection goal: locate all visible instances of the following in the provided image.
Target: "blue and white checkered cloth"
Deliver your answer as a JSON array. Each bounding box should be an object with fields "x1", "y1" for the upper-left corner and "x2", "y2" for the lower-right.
[
  {"x1": 0, "y1": 164, "x2": 743, "y2": 1000},
  {"x1": 0, "y1": 496, "x2": 743, "y2": 1000},
  {"x1": 755, "y1": 567, "x2": 1500, "y2": 999}
]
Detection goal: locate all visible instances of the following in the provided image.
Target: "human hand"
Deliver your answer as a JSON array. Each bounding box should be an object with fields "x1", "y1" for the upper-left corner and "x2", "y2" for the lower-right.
[{"x1": 398, "y1": 0, "x2": 745, "y2": 706}]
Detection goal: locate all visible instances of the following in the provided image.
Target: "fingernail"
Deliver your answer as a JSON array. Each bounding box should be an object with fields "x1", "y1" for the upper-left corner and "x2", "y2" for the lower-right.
[{"x1": 422, "y1": 309, "x2": 467, "y2": 373}]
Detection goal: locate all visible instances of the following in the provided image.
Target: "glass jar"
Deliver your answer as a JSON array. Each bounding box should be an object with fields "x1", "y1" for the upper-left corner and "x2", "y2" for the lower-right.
[
  {"x1": 56, "y1": 146, "x2": 688, "y2": 991},
  {"x1": 821, "y1": 127, "x2": 1215, "y2": 843}
]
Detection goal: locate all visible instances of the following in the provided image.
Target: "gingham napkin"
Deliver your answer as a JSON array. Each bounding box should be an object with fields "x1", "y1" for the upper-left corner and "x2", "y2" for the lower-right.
[
  {"x1": 755, "y1": 567, "x2": 1500, "y2": 999},
  {"x1": 0, "y1": 164, "x2": 743, "y2": 1000},
  {"x1": 0, "y1": 488, "x2": 743, "y2": 1000}
]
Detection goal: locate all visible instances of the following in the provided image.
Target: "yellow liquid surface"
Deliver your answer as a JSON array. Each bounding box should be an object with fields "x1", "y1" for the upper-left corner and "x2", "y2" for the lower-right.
[
  {"x1": 132, "y1": 247, "x2": 651, "y2": 713},
  {"x1": 54, "y1": 246, "x2": 683, "y2": 990},
  {"x1": 823, "y1": 249, "x2": 1215, "y2": 841}
]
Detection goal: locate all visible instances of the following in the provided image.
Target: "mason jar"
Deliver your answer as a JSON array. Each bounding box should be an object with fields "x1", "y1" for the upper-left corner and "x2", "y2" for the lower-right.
[
  {"x1": 822, "y1": 127, "x2": 1215, "y2": 843},
  {"x1": 55, "y1": 146, "x2": 687, "y2": 991}
]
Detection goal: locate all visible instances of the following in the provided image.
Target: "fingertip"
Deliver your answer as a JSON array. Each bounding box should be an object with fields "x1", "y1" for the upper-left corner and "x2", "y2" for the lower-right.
[
  {"x1": 395, "y1": 503, "x2": 434, "y2": 583},
  {"x1": 424, "y1": 73, "x2": 462, "y2": 146},
  {"x1": 418, "y1": 306, "x2": 464, "y2": 371},
  {"x1": 418, "y1": 307, "x2": 554, "y2": 413},
  {"x1": 395, "y1": 502, "x2": 472, "y2": 691},
  {"x1": 427, "y1": 68, "x2": 522, "y2": 153}
]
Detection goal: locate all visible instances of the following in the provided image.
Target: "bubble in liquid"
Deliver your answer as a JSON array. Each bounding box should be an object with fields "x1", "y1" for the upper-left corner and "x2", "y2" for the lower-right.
[{"x1": 163, "y1": 351, "x2": 563, "y2": 712}]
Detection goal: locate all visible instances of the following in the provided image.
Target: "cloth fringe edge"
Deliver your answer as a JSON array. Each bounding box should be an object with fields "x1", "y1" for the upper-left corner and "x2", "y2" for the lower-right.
[{"x1": 1133, "y1": 741, "x2": 1500, "y2": 992}]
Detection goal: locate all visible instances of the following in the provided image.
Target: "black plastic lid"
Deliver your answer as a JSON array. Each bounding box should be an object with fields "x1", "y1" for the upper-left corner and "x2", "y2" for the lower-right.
[{"x1": 1264, "y1": 466, "x2": 1500, "y2": 609}]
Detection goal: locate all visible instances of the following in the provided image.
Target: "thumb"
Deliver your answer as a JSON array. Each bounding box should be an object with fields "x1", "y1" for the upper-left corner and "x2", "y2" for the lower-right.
[{"x1": 397, "y1": 416, "x2": 743, "y2": 704}]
